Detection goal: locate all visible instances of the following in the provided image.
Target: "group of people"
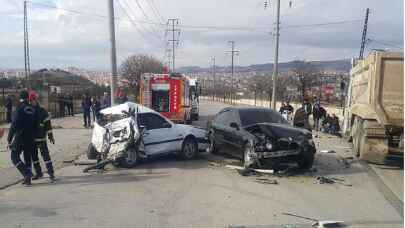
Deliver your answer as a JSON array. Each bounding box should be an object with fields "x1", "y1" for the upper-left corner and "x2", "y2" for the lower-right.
[
  {"x1": 6, "y1": 90, "x2": 56, "y2": 186},
  {"x1": 55, "y1": 93, "x2": 74, "y2": 117},
  {"x1": 284, "y1": 98, "x2": 341, "y2": 137},
  {"x1": 81, "y1": 92, "x2": 111, "y2": 128}
]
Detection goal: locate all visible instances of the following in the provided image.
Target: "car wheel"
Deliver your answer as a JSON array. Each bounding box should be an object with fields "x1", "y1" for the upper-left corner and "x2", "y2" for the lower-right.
[
  {"x1": 207, "y1": 132, "x2": 218, "y2": 154},
  {"x1": 118, "y1": 147, "x2": 138, "y2": 168},
  {"x1": 87, "y1": 143, "x2": 98, "y2": 160},
  {"x1": 181, "y1": 137, "x2": 198, "y2": 159},
  {"x1": 297, "y1": 147, "x2": 315, "y2": 170}
]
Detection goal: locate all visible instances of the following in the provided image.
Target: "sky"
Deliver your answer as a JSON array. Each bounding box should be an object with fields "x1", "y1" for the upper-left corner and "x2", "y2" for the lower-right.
[{"x1": 0, "y1": 0, "x2": 403, "y2": 70}]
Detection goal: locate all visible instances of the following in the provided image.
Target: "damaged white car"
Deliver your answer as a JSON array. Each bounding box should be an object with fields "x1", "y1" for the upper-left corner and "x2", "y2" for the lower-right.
[{"x1": 86, "y1": 102, "x2": 209, "y2": 171}]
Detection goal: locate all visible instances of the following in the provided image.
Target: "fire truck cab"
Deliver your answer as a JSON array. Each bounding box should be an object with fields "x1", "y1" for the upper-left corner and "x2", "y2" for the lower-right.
[{"x1": 140, "y1": 73, "x2": 192, "y2": 124}]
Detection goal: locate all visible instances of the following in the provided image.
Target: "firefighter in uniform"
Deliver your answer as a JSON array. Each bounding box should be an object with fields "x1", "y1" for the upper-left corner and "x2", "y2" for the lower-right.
[
  {"x1": 29, "y1": 91, "x2": 56, "y2": 182},
  {"x1": 7, "y1": 90, "x2": 38, "y2": 186}
]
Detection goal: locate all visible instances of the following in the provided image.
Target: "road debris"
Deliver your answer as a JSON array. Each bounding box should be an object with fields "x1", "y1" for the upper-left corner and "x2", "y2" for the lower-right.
[
  {"x1": 315, "y1": 176, "x2": 335, "y2": 184},
  {"x1": 312, "y1": 220, "x2": 345, "y2": 228},
  {"x1": 314, "y1": 176, "x2": 352, "y2": 186},
  {"x1": 209, "y1": 161, "x2": 221, "y2": 167},
  {"x1": 225, "y1": 164, "x2": 274, "y2": 175},
  {"x1": 282, "y1": 213, "x2": 345, "y2": 228},
  {"x1": 62, "y1": 159, "x2": 75, "y2": 163},
  {"x1": 74, "y1": 161, "x2": 97, "y2": 166},
  {"x1": 320, "y1": 150, "x2": 336, "y2": 153},
  {"x1": 255, "y1": 178, "x2": 278, "y2": 185}
]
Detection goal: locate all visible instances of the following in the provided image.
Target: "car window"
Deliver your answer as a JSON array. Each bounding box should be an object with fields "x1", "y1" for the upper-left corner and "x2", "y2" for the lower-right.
[
  {"x1": 213, "y1": 110, "x2": 237, "y2": 127},
  {"x1": 239, "y1": 109, "x2": 288, "y2": 126},
  {"x1": 138, "y1": 113, "x2": 170, "y2": 130}
]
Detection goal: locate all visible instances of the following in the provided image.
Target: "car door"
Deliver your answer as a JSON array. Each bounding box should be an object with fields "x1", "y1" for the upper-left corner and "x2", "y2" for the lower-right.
[
  {"x1": 139, "y1": 113, "x2": 181, "y2": 156},
  {"x1": 210, "y1": 110, "x2": 231, "y2": 150},
  {"x1": 221, "y1": 110, "x2": 244, "y2": 158}
]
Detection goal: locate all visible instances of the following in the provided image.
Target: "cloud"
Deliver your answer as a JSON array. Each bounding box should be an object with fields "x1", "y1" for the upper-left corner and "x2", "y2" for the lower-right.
[{"x1": 0, "y1": 0, "x2": 402, "y2": 70}]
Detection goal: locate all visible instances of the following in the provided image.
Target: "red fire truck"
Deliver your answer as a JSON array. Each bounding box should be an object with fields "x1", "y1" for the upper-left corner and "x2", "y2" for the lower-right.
[{"x1": 139, "y1": 73, "x2": 193, "y2": 124}]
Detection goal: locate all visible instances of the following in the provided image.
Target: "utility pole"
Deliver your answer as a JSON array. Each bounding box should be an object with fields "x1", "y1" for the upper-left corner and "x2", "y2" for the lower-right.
[
  {"x1": 167, "y1": 19, "x2": 180, "y2": 72},
  {"x1": 271, "y1": 0, "x2": 280, "y2": 110},
  {"x1": 108, "y1": 0, "x2": 118, "y2": 105},
  {"x1": 226, "y1": 41, "x2": 239, "y2": 104},
  {"x1": 359, "y1": 8, "x2": 370, "y2": 59},
  {"x1": 23, "y1": 0, "x2": 31, "y2": 89},
  {"x1": 211, "y1": 57, "x2": 216, "y2": 101}
]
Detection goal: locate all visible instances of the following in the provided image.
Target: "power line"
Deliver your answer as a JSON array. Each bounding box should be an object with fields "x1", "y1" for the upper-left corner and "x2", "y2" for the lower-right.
[
  {"x1": 117, "y1": 0, "x2": 155, "y2": 42},
  {"x1": 367, "y1": 38, "x2": 404, "y2": 49},
  {"x1": 149, "y1": 0, "x2": 165, "y2": 23},
  {"x1": 26, "y1": 2, "x2": 364, "y2": 32},
  {"x1": 133, "y1": 0, "x2": 162, "y2": 35}
]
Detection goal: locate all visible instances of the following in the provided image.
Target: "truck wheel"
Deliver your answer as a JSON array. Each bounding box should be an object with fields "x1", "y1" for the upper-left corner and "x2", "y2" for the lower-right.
[
  {"x1": 118, "y1": 148, "x2": 138, "y2": 168},
  {"x1": 352, "y1": 117, "x2": 363, "y2": 157},
  {"x1": 181, "y1": 137, "x2": 198, "y2": 159},
  {"x1": 297, "y1": 147, "x2": 315, "y2": 170},
  {"x1": 87, "y1": 143, "x2": 98, "y2": 160}
]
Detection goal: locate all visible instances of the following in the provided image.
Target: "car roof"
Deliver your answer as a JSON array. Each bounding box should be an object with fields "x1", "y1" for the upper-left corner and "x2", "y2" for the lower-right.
[
  {"x1": 100, "y1": 102, "x2": 157, "y2": 115},
  {"x1": 222, "y1": 106, "x2": 277, "y2": 113}
]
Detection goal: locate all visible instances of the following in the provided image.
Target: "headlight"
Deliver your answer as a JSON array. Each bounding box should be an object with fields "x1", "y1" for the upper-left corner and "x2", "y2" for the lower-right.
[{"x1": 265, "y1": 142, "x2": 273, "y2": 150}]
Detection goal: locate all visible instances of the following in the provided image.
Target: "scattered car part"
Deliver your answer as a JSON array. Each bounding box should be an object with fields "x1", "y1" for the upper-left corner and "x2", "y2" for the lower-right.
[{"x1": 255, "y1": 178, "x2": 278, "y2": 185}]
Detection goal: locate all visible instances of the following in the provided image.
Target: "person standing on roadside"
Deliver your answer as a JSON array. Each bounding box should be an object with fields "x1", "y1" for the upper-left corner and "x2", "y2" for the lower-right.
[
  {"x1": 82, "y1": 94, "x2": 92, "y2": 128},
  {"x1": 312, "y1": 100, "x2": 326, "y2": 137},
  {"x1": 7, "y1": 90, "x2": 39, "y2": 186},
  {"x1": 67, "y1": 93, "x2": 74, "y2": 116},
  {"x1": 101, "y1": 92, "x2": 111, "y2": 109},
  {"x1": 29, "y1": 91, "x2": 56, "y2": 182},
  {"x1": 5, "y1": 95, "x2": 13, "y2": 123}
]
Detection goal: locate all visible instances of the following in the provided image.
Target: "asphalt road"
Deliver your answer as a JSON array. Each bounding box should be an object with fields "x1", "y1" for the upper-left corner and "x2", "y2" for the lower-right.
[{"x1": 0, "y1": 100, "x2": 403, "y2": 228}]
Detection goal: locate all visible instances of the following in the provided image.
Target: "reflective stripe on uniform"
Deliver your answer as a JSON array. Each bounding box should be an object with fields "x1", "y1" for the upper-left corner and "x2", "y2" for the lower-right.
[
  {"x1": 39, "y1": 123, "x2": 45, "y2": 127},
  {"x1": 43, "y1": 116, "x2": 51, "y2": 123},
  {"x1": 35, "y1": 138, "x2": 47, "y2": 142},
  {"x1": 15, "y1": 161, "x2": 23, "y2": 167}
]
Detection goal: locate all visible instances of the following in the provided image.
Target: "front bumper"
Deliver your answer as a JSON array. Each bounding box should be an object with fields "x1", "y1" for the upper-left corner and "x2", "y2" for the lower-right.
[{"x1": 255, "y1": 149, "x2": 300, "y2": 158}]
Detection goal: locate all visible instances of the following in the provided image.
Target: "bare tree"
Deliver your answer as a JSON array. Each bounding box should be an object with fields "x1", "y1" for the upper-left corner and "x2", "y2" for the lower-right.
[
  {"x1": 120, "y1": 54, "x2": 163, "y2": 97},
  {"x1": 291, "y1": 61, "x2": 316, "y2": 102}
]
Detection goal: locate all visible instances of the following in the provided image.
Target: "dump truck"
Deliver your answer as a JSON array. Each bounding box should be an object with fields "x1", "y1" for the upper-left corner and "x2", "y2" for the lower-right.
[{"x1": 342, "y1": 51, "x2": 404, "y2": 164}]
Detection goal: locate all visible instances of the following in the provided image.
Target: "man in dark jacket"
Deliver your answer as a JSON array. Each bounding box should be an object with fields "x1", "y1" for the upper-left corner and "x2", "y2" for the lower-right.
[
  {"x1": 312, "y1": 101, "x2": 327, "y2": 136},
  {"x1": 7, "y1": 90, "x2": 39, "y2": 186},
  {"x1": 66, "y1": 94, "x2": 74, "y2": 116},
  {"x1": 82, "y1": 94, "x2": 92, "y2": 127},
  {"x1": 29, "y1": 91, "x2": 56, "y2": 182},
  {"x1": 5, "y1": 95, "x2": 13, "y2": 123}
]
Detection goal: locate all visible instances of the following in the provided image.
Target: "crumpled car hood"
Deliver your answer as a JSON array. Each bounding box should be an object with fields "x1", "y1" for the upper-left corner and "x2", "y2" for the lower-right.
[{"x1": 244, "y1": 123, "x2": 312, "y2": 139}]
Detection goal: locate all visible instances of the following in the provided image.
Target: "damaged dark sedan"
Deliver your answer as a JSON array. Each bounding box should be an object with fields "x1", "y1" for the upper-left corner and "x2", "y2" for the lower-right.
[{"x1": 207, "y1": 107, "x2": 316, "y2": 169}]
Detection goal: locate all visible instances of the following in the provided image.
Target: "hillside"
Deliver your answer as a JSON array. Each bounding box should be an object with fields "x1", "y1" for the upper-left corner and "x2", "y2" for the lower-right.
[{"x1": 178, "y1": 59, "x2": 351, "y2": 73}]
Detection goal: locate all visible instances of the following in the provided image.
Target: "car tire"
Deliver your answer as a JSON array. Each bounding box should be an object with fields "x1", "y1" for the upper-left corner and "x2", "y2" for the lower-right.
[
  {"x1": 181, "y1": 137, "x2": 198, "y2": 159},
  {"x1": 87, "y1": 143, "x2": 98, "y2": 160},
  {"x1": 118, "y1": 147, "x2": 138, "y2": 168},
  {"x1": 297, "y1": 147, "x2": 315, "y2": 170},
  {"x1": 207, "y1": 132, "x2": 218, "y2": 154}
]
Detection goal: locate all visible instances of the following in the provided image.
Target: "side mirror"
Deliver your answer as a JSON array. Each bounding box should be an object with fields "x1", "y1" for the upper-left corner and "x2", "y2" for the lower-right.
[
  {"x1": 230, "y1": 122, "x2": 240, "y2": 130},
  {"x1": 163, "y1": 122, "x2": 172, "y2": 128}
]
